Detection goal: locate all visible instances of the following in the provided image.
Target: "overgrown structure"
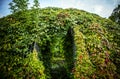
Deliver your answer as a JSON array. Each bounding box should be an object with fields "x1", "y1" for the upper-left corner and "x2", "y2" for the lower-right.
[{"x1": 0, "y1": 7, "x2": 120, "y2": 79}]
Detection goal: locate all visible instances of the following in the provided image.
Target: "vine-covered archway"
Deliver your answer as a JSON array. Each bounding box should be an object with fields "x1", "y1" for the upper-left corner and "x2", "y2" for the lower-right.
[
  {"x1": 40, "y1": 26, "x2": 75, "y2": 79},
  {"x1": 0, "y1": 7, "x2": 119, "y2": 79}
]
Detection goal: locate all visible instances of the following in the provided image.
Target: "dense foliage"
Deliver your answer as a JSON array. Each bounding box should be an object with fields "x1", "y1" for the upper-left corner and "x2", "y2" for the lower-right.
[
  {"x1": 9, "y1": 0, "x2": 29, "y2": 13},
  {"x1": 109, "y1": 4, "x2": 120, "y2": 24},
  {"x1": 0, "y1": 7, "x2": 120, "y2": 79}
]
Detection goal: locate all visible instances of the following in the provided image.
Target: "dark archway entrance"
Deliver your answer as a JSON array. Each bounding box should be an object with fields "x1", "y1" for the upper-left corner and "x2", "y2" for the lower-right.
[{"x1": 41, "y1": 27, "x2": 75, "y2": 79}]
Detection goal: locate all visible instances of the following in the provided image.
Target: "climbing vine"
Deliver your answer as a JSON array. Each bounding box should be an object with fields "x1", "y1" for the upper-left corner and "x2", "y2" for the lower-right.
[{"x1": 0, "y1": 7, "x2": 119, "y2": 79}]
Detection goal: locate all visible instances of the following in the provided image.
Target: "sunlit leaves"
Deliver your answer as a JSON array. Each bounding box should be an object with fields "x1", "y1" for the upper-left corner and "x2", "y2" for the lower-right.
[{"x1": 0, "y1": 7, "x2": 119, "y2": 79}]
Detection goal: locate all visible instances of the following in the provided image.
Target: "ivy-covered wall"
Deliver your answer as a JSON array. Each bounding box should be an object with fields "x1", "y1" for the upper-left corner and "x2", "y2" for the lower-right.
[
  {"x1": 0, "y1": 7, "x2": 120, "y2": 79},
  {"x1": 73, "y1": 26, "x2": 95, "y2": 79}
]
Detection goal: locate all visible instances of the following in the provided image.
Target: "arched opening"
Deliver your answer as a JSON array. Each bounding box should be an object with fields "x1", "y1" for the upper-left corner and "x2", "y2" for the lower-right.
[{"x1": 40, "y1": 27, "x2": 75, "y2": 79}]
